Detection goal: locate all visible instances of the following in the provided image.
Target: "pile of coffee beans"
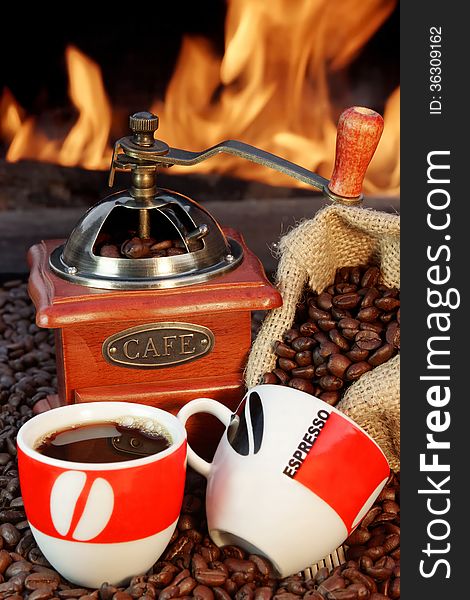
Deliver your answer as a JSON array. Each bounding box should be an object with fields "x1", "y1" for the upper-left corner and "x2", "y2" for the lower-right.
[
  {"x1": 263, "y1": 265, "x2": 400, "y2": 406},
  {"x1": 98, "y1": 237, "x2": 188, "y2": 259},
  {"x1": 0, "y1": 280, "x2": 400, "y2": 599}
]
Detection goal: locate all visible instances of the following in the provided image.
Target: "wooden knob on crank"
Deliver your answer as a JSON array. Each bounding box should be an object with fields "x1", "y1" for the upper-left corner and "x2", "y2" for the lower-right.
[{"x1": 328, "y1": 106, "x2": 384, "y2": 200}]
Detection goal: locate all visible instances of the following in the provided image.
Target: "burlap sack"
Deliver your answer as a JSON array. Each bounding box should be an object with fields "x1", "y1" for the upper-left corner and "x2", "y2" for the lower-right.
[{"x1": 245, "y1": 203, "x2": 400, "y2": 472}]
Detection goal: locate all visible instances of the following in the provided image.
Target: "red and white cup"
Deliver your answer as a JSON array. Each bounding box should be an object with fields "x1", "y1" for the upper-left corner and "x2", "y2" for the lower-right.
[
  {"x1": 17, "y1": 402, "x2": 187, "y2": 588},
  {"x1": 177, "y1": 384, "x2": 389, "y2": 577}
]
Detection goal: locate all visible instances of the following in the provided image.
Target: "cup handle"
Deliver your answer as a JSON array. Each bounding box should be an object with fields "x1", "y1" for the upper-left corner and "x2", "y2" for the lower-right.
[{"x1": 177, "y1": 398, "x2": 234, "y2": 478}]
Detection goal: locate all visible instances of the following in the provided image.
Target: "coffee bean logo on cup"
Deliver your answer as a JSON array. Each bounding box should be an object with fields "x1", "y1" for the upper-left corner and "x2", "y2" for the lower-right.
[
  {"x1": 17, "y1": 402, "x2": 187, "y2": 589},
  {"x1": 177, "y1": 385, "x2": 389, "y2": 578},
  {"x1": 50, "y1": 471, "x2": 114, "y2": 540}
]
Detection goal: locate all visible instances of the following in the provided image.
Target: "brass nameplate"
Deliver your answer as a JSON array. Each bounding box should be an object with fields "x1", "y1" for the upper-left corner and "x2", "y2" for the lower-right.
[{"x1": 102, "y1": 322, "x2": 214, "y2": 369}]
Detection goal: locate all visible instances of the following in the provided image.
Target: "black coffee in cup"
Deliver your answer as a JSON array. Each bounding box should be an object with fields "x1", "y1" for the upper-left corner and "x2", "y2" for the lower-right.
[{"x1": 35, "y1": 421, "x2": 171, "y2": 463}]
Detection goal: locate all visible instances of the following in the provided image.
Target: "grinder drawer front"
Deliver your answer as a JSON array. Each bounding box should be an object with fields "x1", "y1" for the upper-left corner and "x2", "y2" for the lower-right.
[{"x1": 57, "y1": 311, "x2": 251, "y2": 403}]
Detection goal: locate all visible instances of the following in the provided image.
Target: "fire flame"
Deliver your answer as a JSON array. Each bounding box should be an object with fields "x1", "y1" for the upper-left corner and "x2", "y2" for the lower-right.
[
  {"x1": 154, "y1": 0, "x2": 399, "y2": 194},
  {"x1": 2, "y1": 46, "x2": 112, "y2": 170},
  {"x1": 0, "y1": 0, "x2": 399, "y2": 194}
]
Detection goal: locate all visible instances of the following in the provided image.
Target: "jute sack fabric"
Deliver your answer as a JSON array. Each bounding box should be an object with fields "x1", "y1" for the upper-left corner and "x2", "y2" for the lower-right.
[{"x1": 245, "y1": 203, "x2": 400, "y2": 471}]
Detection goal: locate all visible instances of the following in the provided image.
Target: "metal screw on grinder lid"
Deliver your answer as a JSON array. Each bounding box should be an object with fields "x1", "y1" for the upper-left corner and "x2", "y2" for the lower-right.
[
  {"x1": 129, "y1": 112, "x2": 160, "y2": 146},
  {"x1": 130, "y1": 111, "x2": 159, "y2": 132}
]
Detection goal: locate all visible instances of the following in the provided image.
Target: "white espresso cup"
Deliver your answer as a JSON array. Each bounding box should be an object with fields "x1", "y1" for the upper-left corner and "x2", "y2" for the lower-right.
[
  {"x1": 177, "y1": 384, "x2": 389, "y2": 577},
  {"x1": 17, "y1": 402, "x2": 187, "y2": 588}
]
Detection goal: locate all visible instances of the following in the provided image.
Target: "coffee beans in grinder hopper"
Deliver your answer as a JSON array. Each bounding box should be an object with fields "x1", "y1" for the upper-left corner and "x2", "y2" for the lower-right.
[
  {"x1": 1, "y1": 280, "x2": 400, "y2": 598},
  {"x1": 263, "y1": 265, "x2": 400, "y2": 406}
]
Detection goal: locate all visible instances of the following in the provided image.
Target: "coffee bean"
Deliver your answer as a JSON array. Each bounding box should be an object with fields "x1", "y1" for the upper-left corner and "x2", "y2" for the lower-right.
[
  {"x1": 294, "y1": 351, "x2": 312, "y2": 367},
  {"x1": 386, "y1": 322, "x2": 400, "y2": 349},
  {"x1": 159, "y1": 584, "x2": 180, "y2": 600},
  {"x1": 288, "y1": 379, "x2": 314, "y2": 394},
  {"x1": 308, "y1": 304, "x2": 331, "y2": 321},
  {"x1": 113, "y1": 592, "x2": 133, "y2": 600},
  {"x1": 0, "y1": 580, "x2": 23, "y2": 595},
  {"x1": 389, "y1": 577, "x2": 400, "y2": 599},
  {"x1": 357, "y1": 307, "x2": 381, "y2": 323},
  {"x1": 150, "y1": 564, "x2": 179, "y2": 586},
  {"x1": 360, "y1": 287, "x2": 380, "y2": 309},
  {"x1": 0, "y1": 523, "x2": 21, "y2": 547},
  {"x1": 345, "y1": 362, "x2": 373, "y2": 381},
  {"x1": 374, "y1": 297, "x2": 400, "y2": 311},
  {"x1": 193, "y1": 585, "x2": 215, "y2": 600},
  {"x1": 278, "y1": 359, "x2": 297, "y2": 372},
  {"x1": 331, "y1": 307, "x2": 352, "y2": 321},
  {"x1": 291, "y1": 337, "x2": 315, "y2": 352},
  {"x1": 248, "y1": 555, "x2": 273, "y2": 578},
  {"x1": 359, "y1": 321, "x2": 383, "y2": 334},
  {"x1": 236, "y1": 584, "x2": 256, "y2": 600},
  {"x1": 253, "y1": 587, "x2": 273, "y2": 600},
  {"x1": 151, "y1": 240, "x2": 174, "y2": 251},
  {"x1": 361, "y1": 267, "x2": 380, "y2": 288},
  {"x1": 345, "y1": 583, "x2": 369, "y2": 599},
  {"x1": 316, "y1": 293, "x2": 333, "y2": 311},
  {"x1": 335, "y1": 267, "x2": 351, "y2": 283},
  {"x1": 178, "y1": 576, "x2": 197, "y2": 595},
  {"x1": 273, "y1": 342, "x2": 296, "y2": 360},
  {"x1": 214, "y1": 587, "x2": 233, "y2": 600},
  {"x1": 314, "y1": 363, "x2": 328, "y2": 378},
  {"x1": 272, "y1": 369, "x2": 290, "y2": 385},
  {"x1": 317, "y1": 319, "x2": 336, "y2": 332},
  {"x1": 58, "y1": 588, "x2": 91, "y2": 598},
  {"x1": 0, "y1": 549, "x2": 12, "y2": 574},
  {"x1": 332, "y1": 294, "x2": 361, "y2": 310},
  {"x1": 368, "y1": 344, "x2": 395, "y2": 367},
  {"x1": 346, "y1": 529, "x2": 371, "y2": 546},
  {"x1": 318, "y1": 575, "x2": 346, "y2": 593},
  {"x1": 298, "y1": 322, "x2": 318, "y2": 337},
  {"x1": 341, "y1": 328, "x2": 359, "y2": 341},
  {"x1": 224, "y1": 559, "x2": 256, "y2": 575},
  {"x1": 327, "y1": 354, "x2": 352, "y2": 378},
  {"x1": 329, "y1": 329, "x2": 349, "y2": 351},
  {"x1": 313, "y1": 331, "x2": 329, "y2": 345},
  {"x1": 325, "y1": 589, "x2": 357, "y2": 600},
  {"x1": 291, "y1": 365, "x2": 315, "y2": 379},
  {"x1": 99, "y1": 244, "x2": 121, "y2": 258},
  {"x1": 311, "y1": 347, "x2": 325, "y2": 367},
  {"x1": 224, "y1": 579, "x2": 238, "y2": 596},
  {"x1": 318, "y1": 375, "x2": 343, "y2": 391},
  {"x1": 366, "y1": 565, "x2": 394, "y2": 581},
  {"x1": 24, "y1": 572, "x2": 60, "y2": 591},
  {"x1": 355, "y1": 331, "x2": 382, "y2": 351},
  {"x1": 262, "y1": 373, "x2": 278, "y2": 385},
  {"x1": 335, "y1": 283, "x2": 358, "y2": 295},
  {"x1": 195, "y1": 570, "x2": 227, "y2": 587},
  {"x1": 5, "y1": 560, "x2": 33, "y2": 579},
  {"x1": 28, "y1": 588, "x2": 55, "y2": 600},
  {"x1": 319, "y1": 391, "x2": 341, "y2": 406},
  {"x1": 318, "y1": 341, "x2": 341, "y2": 358},
  {"x1": 283, "y1": 329, "x2": 300, "y2": 344},
  {"x1": 338, "y1": 318, "x2": 360, "y2": 330},
  {"x1": 121, "y1": 237, "x2": 152, "y2": 259},
  {"x1": 382, "y1": 500, "x2": 400, "y2": 514},
  {"x1": 346, "y1": 347, "x2": 370, "y2": 362}
]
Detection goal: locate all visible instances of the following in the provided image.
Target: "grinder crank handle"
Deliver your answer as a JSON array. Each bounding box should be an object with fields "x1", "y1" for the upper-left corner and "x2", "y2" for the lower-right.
[
  {"x1": 326, "y1": 106, "x2": 384, "y2": 202},
  {"x1": 110, "y1": 107, "x2": 384, "y2": 205}
]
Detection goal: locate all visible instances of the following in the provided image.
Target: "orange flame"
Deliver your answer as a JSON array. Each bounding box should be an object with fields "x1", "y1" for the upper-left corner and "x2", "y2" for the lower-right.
[
  {"x1": 3, "y1": 46, "x2": 112, "y2": 170},
  {"x1": 153, "y1": 0, "x2": 399, "y2": 194},
  {"x1": 0, "y1": 1, "x2": 399, "y2": 194}
]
